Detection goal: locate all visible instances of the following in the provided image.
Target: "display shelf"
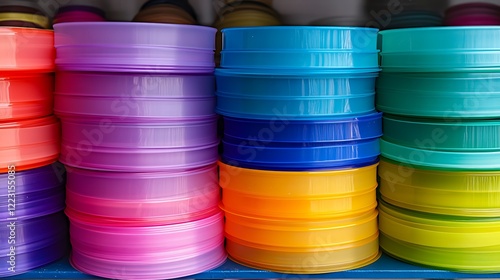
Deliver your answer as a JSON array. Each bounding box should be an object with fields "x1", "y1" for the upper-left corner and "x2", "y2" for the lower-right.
[{"x1": 6, "y1": 253, "x2": 500, "y2": 279}]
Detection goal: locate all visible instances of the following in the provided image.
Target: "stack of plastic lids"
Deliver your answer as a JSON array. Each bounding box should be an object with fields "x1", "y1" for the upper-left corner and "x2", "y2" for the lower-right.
[
  {"x1": 0, "y1": 1, "x2": 50, "y2": 29},
  {"x1": 377, "y1": 27, "x2": 500, "y2": 273},
  {"x1": 213, "y1": 0, "x2": 281, "y2": 65},
  {"x1": 53, "y1": 5, "x2": 106, "y2": 24},
  {"x1": 445, "y1": 2, "x2": 500, "y2": 26},
  {"x1": 53, "y1": 22, "x2": 226, "y2": 279},
  {"x1": 0, "y1": 27, "x2": 68, "y2": 277},
  {"x1": 133, "y1": 0, "x2": 198, "y2": 25},
  {"x1": 216, "y1": 26, "x2": 382, "y2": 273}
]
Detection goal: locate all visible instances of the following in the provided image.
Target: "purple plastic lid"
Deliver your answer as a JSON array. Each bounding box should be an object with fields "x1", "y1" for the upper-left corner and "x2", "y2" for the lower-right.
[
  {"x1": 54, "y1": 22, "x2": 216, "y2": 50},
  {"x1": 56, "y1": 64, "x2": 215, "y2": 73},
  {"x1": 0, "y1": 187, "x2": 65, "y2": 220},
  {"x1": 55, "y1": 71, "x2": 215, "y2": 98},
  {"x1": 60, "y1": 142, "x2": 219, "y2": 172},
  {"x1": 0, "y1": 162, "x2": 65, "y2": 195}
]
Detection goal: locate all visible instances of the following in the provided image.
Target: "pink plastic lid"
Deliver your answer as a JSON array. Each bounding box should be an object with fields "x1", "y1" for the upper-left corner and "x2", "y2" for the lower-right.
[
  {"x1": 55, "y1": 71, "x2": 215, "y2": 98},
  {"x1": 54, "y1": 22, "x2": 216, "y2": 50}
]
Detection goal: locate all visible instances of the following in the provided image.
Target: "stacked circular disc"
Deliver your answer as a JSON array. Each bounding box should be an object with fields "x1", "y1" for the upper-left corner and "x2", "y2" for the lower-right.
[
  {"x1": 53, "y1": 22, "x2": 226, "y2": 279},
  {"x1": 445, "y1": 3, "x2": 500, "y2": 26},
  {"x1": 377, "y1": 27, "x2": 500, "y2": 273},
  {"x1": 0, "y1": 1, "x2": 50, "y2": 29},
  {"x1": 0, "y1": 27, "x2": 68, "y2": 277},
  {"x1": 133, "y1": 0, "x2": 198, "y2": 24},
  {"x1": 216, "y1": 26, "x2": 382, "y2": 273}
]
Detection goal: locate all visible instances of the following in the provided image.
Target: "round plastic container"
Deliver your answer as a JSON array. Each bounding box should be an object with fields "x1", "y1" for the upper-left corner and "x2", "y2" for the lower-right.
[
  {"x1": 381, "y1": 139, "x2": 500, "y2": 170},
  {"x1": 56, "y1": 71, "x2": 214, "y2": 98},
  {"x1": 226, "y1": 233, "x2": 380, "y2": 274},
  {"x1": 222, "y1": 137, "x2": 380, "y2": 171},
  {"x1": 376, "y1": 88, "x2": 500, "y2": 118},
  {"x1": 445, "y1": 3, "x2": 500, "y2": 26},
  {"x1": 379, "y1": 158, "x2": 500, "y2": 217},
  {"x1": 65, "y1": 164, "x2": 220, "y2": 225},
  {"x1": 215, "y1": 68, "x2": 378, "y2": 98},
  {"x1": 223, "y1": 208, "x2": 378, "y2": 248},
  {"x1": 379, "y1": 26, "x2": 500, "y2": 53},
  {"x1": 54, "y1": 94, "x2": 215, "y2": 121},
  {"x1": 55, "y1": 45, "x2": 215, "y2": 73},
  {"x1": 0, "y1": 27, "x2": 54, "y2": 72},
  {"x1": 0, "y1": 117, "x2": 60, "y2": 172},
  {"x1": 54, "y1": 22, "x2": 216, "y2": 50},
  {"x1": 221, "y1": 27, "x2": 379, "y2": 52},
  {"x1": 60, "y1": 117, "x2": 218, "y2": 149},
  {"x1": 219, "y1": 161, "x2": 378, "y2": 197},
  {"x1": 222, "y1": 187, "x2": 377, "y2": 219},
  {"x1": 379, "y1": 200, "x2": 500, "y2": 249},
  {"x1": 68, "y1": 211, "x2": 226, "y2": 279},
  {"x1": 133, "y1": 3, "x2": 197, "y2": 25},
  {"x1": 53, "y1": 10, "x2": 106, "y2": 23},
  {"x1": 216, "y1": 92, "x2": 375, "y2": 120},
  {"x1": 0, "y1": 73, "x2": 53, "y2": 121},
  {"x1": 380, "y1": 51, "x2": 500, "y2": 72},
  {"x1": 0, "y1": 12, "x2": 50, "y2": 29},
  {"x1": 140, "y1": 0, "x2": 197, "y2": 21},
  {"x1": 60, "y1": 141, "x2": 219, "y2": 172},
  {"x1": 0, "y1": 162, "x2": 65, "y2": 195},
  {"x1": 377, "y1": 72, "x2": 500, "y2": 95},
  {"x1": 382, "y1": 115, "x2": 500, "y2": 151},
  {"x1": 222, "y1": 113, "x2": 382, "y2": 143},
  {"x1": 220, "y1": 51, "x2": 379, "y2": 69}
]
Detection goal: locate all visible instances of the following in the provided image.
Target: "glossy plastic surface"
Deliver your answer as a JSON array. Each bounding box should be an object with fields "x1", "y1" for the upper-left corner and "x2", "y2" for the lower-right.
[
  {"x1": 379, "y1": 159, "x2": 500, "y2": 217},
  {"x1": 381, "y1": 139, "x2": 500, "y2": 170},
  {"x1": 0, "y1": 117, "x2": 60, "y2": 172},
  {"x1": 53, "y1": 10, "x2": 106, "y2": 23},
  {"x1": 376, "y1": 88, "x2": 500, "y2": 118},
  {"x1": 60, "y1": 142, "x2": 219, "y2": 172},
  {"x1": 55, "y1": 45, "x2": 215, "y2": 71},
  {"x1": 0, "y1": 187, "x2": 65, "y2": 220},
  {"x1": 445, "y1": 3, "x2": 500, "y2": 26},
  {"x1": 0, "y1": 73, "x2": 53, "y2": 121},
  {"x1": 222, "y1": 113, "x2": 382, "y2": 143},
  {"x1": 383, "y1": 115, "x2": 500, "y2": 151},
  {"x1": 216, "y1": 92, "x2": 376, "y2": 120},
  {"x1": 0, "y1": 27, "x2": 54, "y2": 72},
  {"x1": 226, "y1": 234, "x2": 380, "y2": 274},
  {"x1": 56, "y1": 71, "x2": 215, "y2": 98},
  {"x1": 220, "y1": 51, "x2": 379, "y2": 69},
  {"x1": 54, "y1": 22, "x2": 216, "y2": 50},
  {"x1": 219, "y1": 161, "x2": 378, "y2": 197},
  {"x1": 221, "y1": 27, "x2": 379, "y2": 52},
  {"x1": 0, "y1": 162, "x2": 65, "y2": 195},
  {"x1": 60, "y1": 117, "x2": 218, "y2": 148},
  {"x1": 379, "y1": 27, "x2": 500, "y2": 53},
  {"x1": 215, "y1": 68, "x2": 378, "y2": 97},
  {"x1": 222, "y1": 138, "x2": 380, "y2": 171},
  {"x1": 55, "y1": 94, "x2": 215, "y2": 120},
  {"x1": 65, "y1": 165, "x2": 220, "y2": 225}
]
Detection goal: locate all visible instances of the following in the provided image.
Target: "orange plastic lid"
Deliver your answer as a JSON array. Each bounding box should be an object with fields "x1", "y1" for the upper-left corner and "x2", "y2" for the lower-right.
[
  {"x1": 0, "y1": 73, "x2": 53, "y2": 121},
  {"x1": 0, "y1": 27, "x2": 54, "y2": 73},
  {"x1": 0, "y1": 116, "x2": 60, "y2": 172}
]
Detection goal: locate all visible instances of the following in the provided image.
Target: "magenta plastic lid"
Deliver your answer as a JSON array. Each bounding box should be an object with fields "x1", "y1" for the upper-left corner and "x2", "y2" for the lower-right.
[
  {"x1": 60, "y1": 142, "x2": 219, "y2": 172},
  {"x1": 54, "y1": 94, "x2": 216, "y2": 121},
  {"x1": 54, "y1": 22, "x2": 216, "y2": 50},
  {"x1": 60, "y1": 117, "x2": 219, "y2": 149},
  {"x1": 55, "y1": 71, "x2": 215, "y2": 98},
  {"x1": 65, "y1": 164, "x2": 221, "y2": 224}
]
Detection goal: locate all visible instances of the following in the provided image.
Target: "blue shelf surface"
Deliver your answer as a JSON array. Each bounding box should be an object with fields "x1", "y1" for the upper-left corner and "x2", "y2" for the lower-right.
[{"x1": 6, "y1": 253, "x2": 500, "y2": 279}]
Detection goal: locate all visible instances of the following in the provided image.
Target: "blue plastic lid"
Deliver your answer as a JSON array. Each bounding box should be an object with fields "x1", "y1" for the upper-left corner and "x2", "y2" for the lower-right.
[
  {"x1": 222, "y1": 138, "x2": 380, "y2": 171},
  {"x1": 222, "y1": 113, "x2": 382, "y2": 143},
  {"x1": 221, "y1": 26, "x2": 379, "y2": 52}
]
